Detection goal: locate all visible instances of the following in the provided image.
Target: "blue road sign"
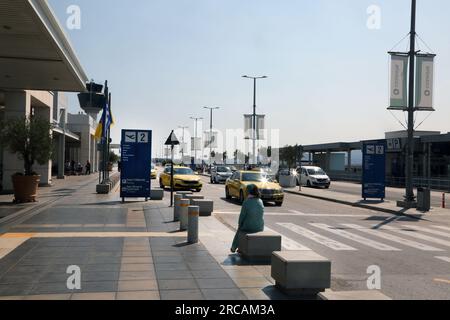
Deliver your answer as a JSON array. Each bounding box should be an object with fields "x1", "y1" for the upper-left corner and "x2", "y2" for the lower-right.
[
  {"x1": 362, "y1": 140, "x2": 387, "y2": 200},
  {"x1": 120, "y1": 129, "x2": 152, "y2": 200}
]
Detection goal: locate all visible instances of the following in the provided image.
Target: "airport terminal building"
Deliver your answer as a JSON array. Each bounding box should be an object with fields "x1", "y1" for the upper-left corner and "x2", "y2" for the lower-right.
[
  {"x1": 300, "y1": 131, "x2": 450, "y2": 191},
  {"x1": 0, "y1": 0, "x2": 99, "y2": 192}
]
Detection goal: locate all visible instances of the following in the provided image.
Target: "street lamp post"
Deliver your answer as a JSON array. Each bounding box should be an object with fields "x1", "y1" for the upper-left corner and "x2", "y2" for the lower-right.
[
  {"x1": 404, "y1": 0, "x2": 417, "y2": 206},
  {"x1": 204, "y1": 107, "x2": 220, "y2": 173},
  {"x1": 190, "y1": 117, "x2": 203, "y2": 169},
  {"x1": 242, "y1": 75, "x2": 267, "y2": 165}
]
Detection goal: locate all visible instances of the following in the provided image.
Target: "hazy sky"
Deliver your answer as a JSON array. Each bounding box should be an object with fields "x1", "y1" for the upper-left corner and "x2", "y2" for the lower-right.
[{"x1": 49, "y1": 0, "x2": 450, "y2": 156}]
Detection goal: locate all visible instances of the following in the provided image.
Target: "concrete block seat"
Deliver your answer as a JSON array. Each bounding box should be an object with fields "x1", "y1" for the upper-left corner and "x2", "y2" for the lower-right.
[
  {"x1": 176, "y1": 191, "x2": 193, "y2": 196},
  {"x1": 184, "y1": 195, "x2": 205, "y2": 204},
  {"x1": 238, "y1": 231, "x2": 282, "y2": 263},
  {"x1": 151, "y1": 188, "x2": 164, "y2": 200},
  {"x1": 191, "y1": 199, "x2": 214, "y2": 216},
  {"x1": 271, "y1": 251, "x2": 331, "y2": 296}
]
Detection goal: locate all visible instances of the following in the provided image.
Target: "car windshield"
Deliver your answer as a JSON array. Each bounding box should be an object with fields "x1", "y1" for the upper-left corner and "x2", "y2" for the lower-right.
[
  {"x1": 241, "y1": 173, "x2": 267, "y2": 182},
  {"x1": 174, "y1": 168, "x2": 194, "y2": 175},
  {"x1": 307, "y1": 168, "x2": 326, "y2": 176},
  {"x1": 217, "y1": 167, "x2": 231, "y2": 173}
]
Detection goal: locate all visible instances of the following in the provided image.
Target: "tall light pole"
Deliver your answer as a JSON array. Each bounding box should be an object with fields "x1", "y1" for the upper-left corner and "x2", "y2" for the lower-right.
[
  {"x1": 204, "y1": 107, "x2": 220, "y2": 172},
  {"x1": 242, "y1": 75, "x2": 267, "y2": 165},
  {"x1": 178, "y1": 125, "x2": 189, "y2": 162},
  {"x1": 190, "y1": 117, "x2": 203, "y2": 168},
  {"x1": 404, "y1": 0, "x2": 417, "y2": 206}
]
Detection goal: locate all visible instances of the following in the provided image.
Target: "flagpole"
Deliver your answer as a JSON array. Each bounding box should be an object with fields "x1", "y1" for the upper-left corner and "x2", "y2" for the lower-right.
[{"x1": 107, "y1": 92, "x2": 112, "y2": 182}]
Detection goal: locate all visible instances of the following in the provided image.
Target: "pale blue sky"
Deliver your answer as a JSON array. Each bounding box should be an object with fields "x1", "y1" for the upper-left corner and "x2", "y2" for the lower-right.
[{"x1": 49, "y1": 0, "x2": 450, "y2": 156}]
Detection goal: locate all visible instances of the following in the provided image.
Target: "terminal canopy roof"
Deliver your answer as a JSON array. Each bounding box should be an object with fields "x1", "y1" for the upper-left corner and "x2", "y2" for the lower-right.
[{"x1": 0, "y1": 0, "x2": 88, "y2": 92}]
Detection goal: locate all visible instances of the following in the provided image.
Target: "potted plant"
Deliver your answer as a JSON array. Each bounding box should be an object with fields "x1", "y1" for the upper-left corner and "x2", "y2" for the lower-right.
[{"x1": 0, "y1": 116, "x2": 53, "y2": 203}]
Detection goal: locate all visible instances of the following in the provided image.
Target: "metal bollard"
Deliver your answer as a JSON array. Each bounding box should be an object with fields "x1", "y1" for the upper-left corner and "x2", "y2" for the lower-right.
[
  {"x1": 179, "y1": 199, "x2": 190, "y2": 231},
  {"x1": 173, "y1": 194, "x2": 183, "y2": 222},
  {"x1": 188, "y1": 206, "x2": 199, "y2": 244}
]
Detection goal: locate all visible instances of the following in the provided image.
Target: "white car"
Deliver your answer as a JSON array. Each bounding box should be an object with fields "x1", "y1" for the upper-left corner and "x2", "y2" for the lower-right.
[{"x1": 296, "y1": 166, "x2": 331, "y2": 188}]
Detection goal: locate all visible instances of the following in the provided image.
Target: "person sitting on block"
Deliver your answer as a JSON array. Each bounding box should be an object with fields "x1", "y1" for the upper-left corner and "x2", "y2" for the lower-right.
[{"x1": 231, "y1": 184, "x2": 265, "y2": 253}]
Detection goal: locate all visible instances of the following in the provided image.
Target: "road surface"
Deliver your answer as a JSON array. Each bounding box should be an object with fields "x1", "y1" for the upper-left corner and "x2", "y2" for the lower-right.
[{"x1": 164, "y1": 174, "x2": 450, "y2": 300}]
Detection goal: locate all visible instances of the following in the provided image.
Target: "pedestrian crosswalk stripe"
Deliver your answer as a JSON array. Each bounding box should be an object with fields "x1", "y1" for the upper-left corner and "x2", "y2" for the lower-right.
[
  {"x1": 380, "y1": 225, "x2": 450, "y2": 248},
  {"x1": 342, "y1": 224, "x2": 443, "y2": 252},
  {"x1": 434, "y1": 226, "x2": 450, "y2": 232},
  {"x1": 265, "y1": 226, "x2": 311, "y2": 251},
  {"x1": 401, "y1": 225, "x2": 450, "y2": 239},
  {"x1": 435, "y1": 256, "x2": 450, "y2": 263},
  {"x1": 277, "y1": 223, "x2": 357, "y2": 251},
  {"x1": 310, "y1": 223, "x2": 401, "y2": 251}
]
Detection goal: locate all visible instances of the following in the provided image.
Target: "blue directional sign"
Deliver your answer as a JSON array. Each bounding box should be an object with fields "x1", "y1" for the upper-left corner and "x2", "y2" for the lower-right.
[
  {"x1": 120, "y1": 129, "x2": 152, "y2": 201},
  {"x1": 362, "y1": 140, "x2": 387, "y2": 200}
]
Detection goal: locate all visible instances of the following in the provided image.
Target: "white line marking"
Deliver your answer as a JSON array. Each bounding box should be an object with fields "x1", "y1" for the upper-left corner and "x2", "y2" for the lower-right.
[
  {"x1": 264, "y1": 226, "x2": 311, "y2": 251},
  {"x1": 342, "y1": 224, "x2": 443, "y2": 252},
  {"x1": 401, "y1": 225, "x2": 450, "y2": 239},
  {"x1": 434, "y1": 226, "x2": 450, "y2": 232},
  {"x1": 310, "y1": 223, "x2": 401, "y2": 251},
  {"x1": 381, "y1": 225, "x2": 450, "y2": 248},
  {"x1": 277, "y1": 223, "x2": 357, "y2": 251},
  {"x1": 215, "y1": 211, "x2": 369, "y2": 217},
  {"x1": 435, "y1": 256, "x2": 450, "y2": 263}
]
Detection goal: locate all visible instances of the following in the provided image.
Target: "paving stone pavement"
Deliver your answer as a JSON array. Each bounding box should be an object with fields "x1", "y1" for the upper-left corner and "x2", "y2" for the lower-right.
[{"x1": 0, "y1": 177, "x2": 295, "y2": 300}]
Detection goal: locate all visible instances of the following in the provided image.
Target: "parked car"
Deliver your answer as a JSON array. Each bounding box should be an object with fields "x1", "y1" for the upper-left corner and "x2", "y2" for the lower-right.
[
  {"x1": 159, "y1": 166, "x2": 202, "y2": 192},
  {"x1": 151, "y1": 164, "x2": 157, "y2": 179},
  {"x1": 275, "y1": 168, "x2": 294, "y2": 182},
  {"x1": 211, "y1": 166, "x2": 233, "y2": 184},
  {"x1": 225, "y1": 171, "x2": 284, "y2": 206},
  {"x1": 296, "y1": 166, "x2": 331, "y2": 188}
]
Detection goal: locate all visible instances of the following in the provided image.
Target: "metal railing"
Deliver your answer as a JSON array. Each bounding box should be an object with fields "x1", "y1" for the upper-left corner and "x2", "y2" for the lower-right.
[{"x1": 328, "y1": 172, "x2": 450, "y2": 192}]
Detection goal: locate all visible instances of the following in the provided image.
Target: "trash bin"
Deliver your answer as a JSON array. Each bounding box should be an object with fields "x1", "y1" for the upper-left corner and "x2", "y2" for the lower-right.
[{"x1": 417, "y1": 187, "x2": 431, "y2": 212}]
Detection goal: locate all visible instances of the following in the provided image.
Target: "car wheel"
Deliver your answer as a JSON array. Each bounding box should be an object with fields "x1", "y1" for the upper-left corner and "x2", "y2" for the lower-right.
[
  {"x1": 195, "y1": 188, "x2": 202, "y2": 193},
  {"x1": 275, "y1": 201, "x2": 283, "y2": 207},
  {"x1": 307, "y1": 180, "x2": 311, "y2": 187},
  {"x1": 159, "y1": 179, "x2": 164, "y2": 189},
  {"x1": 239, "y1": 190, "x2": 245, "y2": 204},
  {"x1": 225, "y1": 187, "x2": 232, "y2": 200}
]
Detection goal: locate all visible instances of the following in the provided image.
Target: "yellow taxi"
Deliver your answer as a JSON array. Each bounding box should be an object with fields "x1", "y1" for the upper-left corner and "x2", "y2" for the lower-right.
[
  {"x1": 225, "y1": 171, "x2": 284, "y2": 206},
  {"x1": 159, "y1": 166, "x2": 202, "y2": 192},
  {"x1": 151, "y1": 164, "x2": 157, "y2": 179}
]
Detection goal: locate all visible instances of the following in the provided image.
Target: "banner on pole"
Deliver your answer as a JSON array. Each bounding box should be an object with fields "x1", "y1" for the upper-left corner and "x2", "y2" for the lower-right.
[
  {"x1": 415, "y1": 55, "x2": 435, "y2": 110},
  {"x1": 257, "y1": 115, "x2": 265, "y2": 140},
  {"x1": 204, "y1": 131, "x2": 218, "y2": 148},
  {"x1": 389, "y1": 54, "x2": 408, "y2": 110},
  {"x1": 244, "y1": 114, "x2": 265, "y2": 140},
  {"x1": 179, "y1": 142, "x2": 187, "y2": 154},
  {"x1": 191, "y1": 137, "x2": 202, "y2": 151},
  {"x1": 244, "y1": 115, "x2": 252, "y2": 140}
]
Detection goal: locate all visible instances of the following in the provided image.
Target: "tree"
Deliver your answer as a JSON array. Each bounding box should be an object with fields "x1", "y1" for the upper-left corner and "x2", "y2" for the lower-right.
[
  {"x1": 280, "y1": 145, "x2": 302, "y2": 170},
  {"x1": 109, "y1": 151, "x2": 120, "y2": 164},
  {"x1": 0, "y1": 116, "x2": 53, "y2": 176}
]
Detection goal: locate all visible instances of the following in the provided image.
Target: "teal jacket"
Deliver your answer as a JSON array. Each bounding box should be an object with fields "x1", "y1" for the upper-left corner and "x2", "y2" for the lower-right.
[
  {"x1": 232, "y1": 197, "x2": 265, "y2": 250},
  {"x1": 238, "y1": 197, "x2": 265, "y2": 232}
]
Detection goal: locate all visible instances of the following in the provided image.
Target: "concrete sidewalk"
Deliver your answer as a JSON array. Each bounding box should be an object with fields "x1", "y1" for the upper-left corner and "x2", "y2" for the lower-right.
[
  {"x1": 284, "y1": 185, "x2": 449, "y2": 217},
  {"x1": 0, "y1": 176, "x2": 294, "y2": 300}
]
